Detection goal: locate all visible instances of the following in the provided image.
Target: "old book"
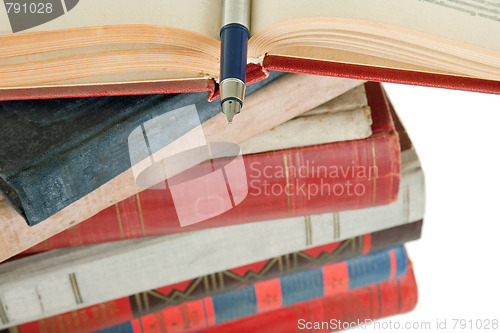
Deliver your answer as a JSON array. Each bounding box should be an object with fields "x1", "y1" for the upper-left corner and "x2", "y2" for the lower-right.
[
  {"x1": 202, "y1": 261, "x2": 418, "y2": 333},
  {"x1": 0, "y1": 0, "x2": 498, "y2": 101},
  {"x1": 1, "y1": 246, "x2": 412, "y2": 331},
  {"x1": 0, "y1": 139, "x2": 423, "y2": 328},
  {"x1": 20, "y1": 83, "x2": 402, "y2": 254},
  {"x1": 0, "y1": 73, "x2": 363, "y2": 261}
]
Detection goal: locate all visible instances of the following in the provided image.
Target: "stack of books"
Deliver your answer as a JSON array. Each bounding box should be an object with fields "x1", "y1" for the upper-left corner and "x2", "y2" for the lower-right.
[
  {"x1": 0, "y1": 1, "x2": 497, "y2": 332},
  {"x1": 0, "y1": 75, "x2": 425, "y2": 332}
]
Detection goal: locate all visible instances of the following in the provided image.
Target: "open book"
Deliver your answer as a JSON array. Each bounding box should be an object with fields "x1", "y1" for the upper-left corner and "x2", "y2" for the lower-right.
[{"x1": 0, "y1": 0, "x2": 499, "y2": 99}]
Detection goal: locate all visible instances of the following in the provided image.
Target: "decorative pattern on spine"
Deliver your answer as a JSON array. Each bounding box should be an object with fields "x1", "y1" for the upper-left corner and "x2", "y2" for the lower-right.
[
  {"x1": 201, "y1": 263, "x2": 418, "y2": 333},
  {"x1": 102, "y1": 246, "x2": 407, "y2": 332},
  {"x1": 6, "y1": 246, "x2": 408, "y2": 333}
]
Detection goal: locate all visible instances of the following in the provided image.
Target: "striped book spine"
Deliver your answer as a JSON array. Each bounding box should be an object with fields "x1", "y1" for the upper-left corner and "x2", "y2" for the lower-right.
[
  {"x1": 200, "y1": 261, "x2": 418, "y2": 333},
  {"x1": 98, "y1": 246, "x2": 407, "y2": 332}
]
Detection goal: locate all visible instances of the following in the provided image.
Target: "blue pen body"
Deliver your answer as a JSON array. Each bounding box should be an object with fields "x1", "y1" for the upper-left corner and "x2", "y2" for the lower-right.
[
  {"x1": 220, "y1": 23, "x2": 249, "y2": 87},
  {"x1": 219, "y1": 0, "x2": 250, "y2": 123}
]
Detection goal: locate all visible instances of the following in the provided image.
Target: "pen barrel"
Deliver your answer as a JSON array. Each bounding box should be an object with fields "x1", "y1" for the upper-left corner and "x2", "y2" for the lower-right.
[
  {"x1": 222, "y1": 0, "x2": 250, "y2": 27},
  {"x1": 220, "y1": 23, "x2": 249, "y2": 83}
]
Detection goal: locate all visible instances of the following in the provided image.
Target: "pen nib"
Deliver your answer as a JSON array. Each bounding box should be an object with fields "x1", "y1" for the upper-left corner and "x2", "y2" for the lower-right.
[{"x1": 222, "y1": 100, "x2": 241, "y2": 124}]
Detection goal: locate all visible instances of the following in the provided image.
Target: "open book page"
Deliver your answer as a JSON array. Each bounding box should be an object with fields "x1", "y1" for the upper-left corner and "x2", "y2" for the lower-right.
[
  {"x1": 251, "y1": 0, "x2": 500, "y2": 53},
  {"x1": 0, "y1": 1, "x2": 223, "y2": 87},
  {"x1": 0, "y1": 0, "x2": 222, "y2": 39}
]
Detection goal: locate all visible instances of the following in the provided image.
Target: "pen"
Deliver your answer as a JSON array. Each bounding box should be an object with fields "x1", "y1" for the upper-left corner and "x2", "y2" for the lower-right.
[{"x1": 220, "y1": 0, "x2": 250, "y2": 124}]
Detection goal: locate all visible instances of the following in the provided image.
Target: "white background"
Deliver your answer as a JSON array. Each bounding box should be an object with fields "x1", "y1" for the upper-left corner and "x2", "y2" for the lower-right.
[{"x1": 356, "y1": 83, "x2": 500, "y2": 332}]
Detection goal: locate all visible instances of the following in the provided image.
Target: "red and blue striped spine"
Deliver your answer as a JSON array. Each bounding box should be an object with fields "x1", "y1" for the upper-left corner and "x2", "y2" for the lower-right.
[{"x1": 96, "y1": 246, "x2": 407, "y2": 333}]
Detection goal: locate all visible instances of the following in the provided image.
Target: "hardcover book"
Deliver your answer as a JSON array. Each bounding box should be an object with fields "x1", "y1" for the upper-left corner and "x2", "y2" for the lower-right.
[
  {"x1": 0, "y1": 81, "x2": 402, "y2": 262},
  {"x1": 0, "y1": 141, "x2": 423, "y2": 327},
  {"x1": 202, "y1": 262, "x2": 418, "y2": 333},
  {"x1": 0, "y1": 73, "x2": 361, "y2": 225},
  {"x1": 22, "y1": 116, "x2": 423, "y2": 255},
  {"x1": 0, "y1": 0, "x2": 499, "y2": 100},
  {"x1": 0, "y1": 245, "x2": 413, "y2": 331}
]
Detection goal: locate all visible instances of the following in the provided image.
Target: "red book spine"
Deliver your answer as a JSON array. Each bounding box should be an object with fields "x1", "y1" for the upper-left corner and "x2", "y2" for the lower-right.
[
  {"x1": 201, "y1": 264, "x2": 418, "y2": 333},
  {"x1": 23, "y1": 82, "x2": 399, "y2": 254},
  {"x1": 263, "y1": 55, "x2": 500, "y2": 95},
  {"x1": 10, "y1": 298, "x2": 133, "y2": 333},
  {"x1": 2, "y1": 54, "x2": 499, "y2": 101},
  {"x1": 0, "y1": 78, "x2": 218, "y2": 102},
  {"x1": 0, "y1": 64, "x2": 269, "y2": 102}
]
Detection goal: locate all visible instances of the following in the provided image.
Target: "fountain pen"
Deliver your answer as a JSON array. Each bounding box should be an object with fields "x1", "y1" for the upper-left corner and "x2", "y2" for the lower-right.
[{"x1": 219, "y1": 0, "x2": 250, "y2": 124}]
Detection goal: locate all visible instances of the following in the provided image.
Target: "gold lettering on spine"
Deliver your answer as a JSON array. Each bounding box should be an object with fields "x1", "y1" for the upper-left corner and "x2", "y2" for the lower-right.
[
  {"x1": 115, "y1": 204, "x2": 126, "y2": 240},
  {"x1": 283, "y1": 154, "x2": 291, "y2": 216},
  {"x1": 371, "y1": 142, "x2": 377, "y2": 206},
  {"x1": 69, "y1": 273, "x2": 83, "y2": 304},
  {"x1": 8, "y1": 327, "x2": 20, "y2": 333},
  {"x1": 136, "y1": 194, "x2": 147, "y2": 237}
]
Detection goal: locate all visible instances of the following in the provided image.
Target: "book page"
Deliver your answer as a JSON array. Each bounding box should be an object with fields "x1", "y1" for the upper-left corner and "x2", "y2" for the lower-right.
[
  {"x1": 252, "y1": 0, "x2": 500, "y2": 52},
  {"x1": 0, "y1": 0, "x2": 221, "y2": 39}
]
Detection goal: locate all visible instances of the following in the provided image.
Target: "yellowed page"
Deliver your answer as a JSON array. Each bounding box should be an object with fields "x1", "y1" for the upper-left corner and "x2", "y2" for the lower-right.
[
  {"x1": 0, "y1": 0, "x2": 222, "y2": 39},
  {"x1": 252, "y1": 0, "x2": 500, "y2": 52}
]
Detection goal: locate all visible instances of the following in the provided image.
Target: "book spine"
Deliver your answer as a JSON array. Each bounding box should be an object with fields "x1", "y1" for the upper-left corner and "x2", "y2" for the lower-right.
[
  {"x1": 5, "y1": 230, "x2": 419, "y2": 333},
  {"x1": 128, "y1": 246, "x2": 406, "y2": 331},
  {"x1": 3, "y1": 299, "x2": 133, "y2": 333},
  {"x1": 200, "y1": 263, "x2": 418, "y2": 333},
  {"x1": 263, "y1": 54, "x2": 500, "y2": 95},
  {"x1": 0, "y1": 79, "x2": 218, "y2": 102},
  {"x1": 13, "y1": 247, "x2": 406, "y2": 333},
  {"x1": 0, "y1": 150, "x2": 422, "y2": 330},
  {"x1": 0, "y1": 63, "x2": 269, "y2": 103},
  {"x1": 17, "y1": 81, "x2": 398, "y2": 253}
]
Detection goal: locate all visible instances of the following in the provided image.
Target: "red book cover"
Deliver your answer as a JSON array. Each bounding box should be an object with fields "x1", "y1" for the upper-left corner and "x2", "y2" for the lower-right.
[
  {"x1": 22, "y1": 82, "x2": 400, "y2": 254},
  {"x1": 262, "y1": 55, "x2": 500, "y2": 95},
  {"x1": 0, "y1": 63, "x2": 269, "y2": 102}
]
